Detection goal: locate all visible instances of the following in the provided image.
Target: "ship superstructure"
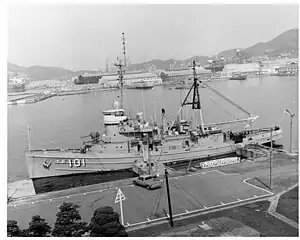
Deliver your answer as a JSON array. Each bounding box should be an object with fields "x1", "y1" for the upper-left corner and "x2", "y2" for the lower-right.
[{"x1": 8, "y1": 74, "x2": 26, "y2": 93}]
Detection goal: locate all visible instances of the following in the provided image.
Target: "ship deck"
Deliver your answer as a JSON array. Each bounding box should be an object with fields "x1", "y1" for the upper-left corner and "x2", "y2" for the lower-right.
[{"x1": 8, "y1": 151, "x2": 298, "y2": 230}]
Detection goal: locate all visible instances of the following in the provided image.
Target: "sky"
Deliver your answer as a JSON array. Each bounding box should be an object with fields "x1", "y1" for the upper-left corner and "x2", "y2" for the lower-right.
[{"x1": 8, "y1": 4, "x2": 299, "y2": 71}]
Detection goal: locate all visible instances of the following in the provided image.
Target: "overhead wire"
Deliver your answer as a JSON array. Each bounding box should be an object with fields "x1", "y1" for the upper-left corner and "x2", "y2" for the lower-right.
[{"x1": 208, "y1": 96, "x2": 240, "y2": 120}]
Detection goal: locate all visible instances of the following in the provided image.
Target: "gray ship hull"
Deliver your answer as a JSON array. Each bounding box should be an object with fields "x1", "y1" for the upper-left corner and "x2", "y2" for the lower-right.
[{"x1": 25, "y1": 128, "x2": 283, "y2": 180}]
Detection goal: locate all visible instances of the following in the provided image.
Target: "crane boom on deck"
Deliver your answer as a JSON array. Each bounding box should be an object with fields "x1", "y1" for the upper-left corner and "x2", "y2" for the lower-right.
[
  {"x1": 202, "y1": 81, "x2": 252, "y2": 117},
  {"x1": 168, "y1": 60, "x2": 258, "y2": 131}
]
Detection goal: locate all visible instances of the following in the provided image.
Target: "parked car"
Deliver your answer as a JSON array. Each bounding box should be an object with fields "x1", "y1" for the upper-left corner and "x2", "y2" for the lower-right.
[{"x1": 133, "y1": 174, "x2": 162, "y2": 190}]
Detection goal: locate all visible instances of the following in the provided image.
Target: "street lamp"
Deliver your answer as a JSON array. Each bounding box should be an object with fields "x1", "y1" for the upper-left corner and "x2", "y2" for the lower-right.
[{"x1": 284, "y1": 108, "x2": 295, "y2": 154}]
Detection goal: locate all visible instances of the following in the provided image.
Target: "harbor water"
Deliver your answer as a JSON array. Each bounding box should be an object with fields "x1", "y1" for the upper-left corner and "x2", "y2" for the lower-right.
[{"x1": 8, "y1": 76, "x2": 298, "y2": 182}]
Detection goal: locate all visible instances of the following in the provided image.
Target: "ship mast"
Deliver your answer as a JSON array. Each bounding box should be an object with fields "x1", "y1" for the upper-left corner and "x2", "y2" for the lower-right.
[
  {"x1": 114, "y1": 32, "x2": 127, "y2": 109},
  {"x1": 181, "y1": 60, "x2": 205, "y2": 133},
  {"x1": 122, "y1": 32, "x2": 127, "y2": 67},
  {"x1": 167, "y1": 59, "x2": 259, "y2": 131},
  {"x1": 167, "y1": 60, "x2": 205, "y2": 132}
]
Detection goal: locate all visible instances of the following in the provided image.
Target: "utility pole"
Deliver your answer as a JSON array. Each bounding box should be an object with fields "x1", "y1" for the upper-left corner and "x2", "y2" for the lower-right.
[
  {"x1": 269, "y1": 127, "x2": 273, "y2": 189},
  {"x1": 148, "y1": 134, "x2": 151, "y2": 175},
  {"x1": 164, "y1": 169, "x2": 174, "y2": 227}
]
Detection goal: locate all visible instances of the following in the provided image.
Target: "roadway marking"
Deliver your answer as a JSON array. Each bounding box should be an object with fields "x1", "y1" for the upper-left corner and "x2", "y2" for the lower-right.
[
  {"x1": 147, "y1": 218, "x2": 150, "y2": 221},
  {"x1": 243, "y1": 178, "x2": 273, "y2": 195},
  {"x1": 187, "y1": 170, "x2": 239, "y2": 179},
  {"x1": 126, "y1": 222, "x2": 130, "y2": 226},
  {"x1": 8, "y1": 171, "x2": 272, "y2": 209},
  {"x1": 212, "y1": 170, "x2": 239, "y2": 176},
  {"x1": 122, "y1": 178, "x2": 274, "y2": 227},
  {"x1": 9, "y1": 187, "x2": 118, "y2": 207}
]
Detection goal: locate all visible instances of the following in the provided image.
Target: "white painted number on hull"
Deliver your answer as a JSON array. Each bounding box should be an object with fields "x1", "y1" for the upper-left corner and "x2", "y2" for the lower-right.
[
  {"x1": 69, "y1": 159, "x2": 86, "y2": 168},
  {"x1": 56, "y1": 158, "x2": 86, "y2": 168}
]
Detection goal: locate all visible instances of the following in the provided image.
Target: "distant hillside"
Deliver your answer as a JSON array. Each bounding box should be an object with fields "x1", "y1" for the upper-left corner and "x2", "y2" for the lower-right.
[
  {"x1": 8, "y1": 28, "x2": 298, "y2": 81},
  {"x1": 7, "y1": 63, "x2": 102, "y2": 81},
  {"x1": 7, "y1": 63, "x2": 27, "y2": 73},
  {"x1": 127, "y1": 56, "x2": 209, "y2": 71},
  {"x1": 247, "y1": 28, "x2": 298, "y2": 56},
  {"x1": 218, "y1": 28, "x2": 298, "y2": 58},
  {"x1": 24, "y1": 65, "x2": 75, "y2": 80}
]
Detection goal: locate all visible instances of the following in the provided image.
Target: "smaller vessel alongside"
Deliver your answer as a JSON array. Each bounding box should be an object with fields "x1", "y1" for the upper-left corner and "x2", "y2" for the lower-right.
[{"x1": 229, "y1": 72, "x2": 247, "y2": 80}]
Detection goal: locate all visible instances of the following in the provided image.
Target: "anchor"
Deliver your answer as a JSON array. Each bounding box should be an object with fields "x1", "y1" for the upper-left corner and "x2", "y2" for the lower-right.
[{"x1": 43, "y1": 160, "x2": 52, "y2": 170}]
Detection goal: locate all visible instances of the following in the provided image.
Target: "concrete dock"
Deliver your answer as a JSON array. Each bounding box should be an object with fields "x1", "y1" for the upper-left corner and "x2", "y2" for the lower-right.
[
  {"x1": 8, "y1": 170, "x2": 273, "y2": 229},
  {"x1": 7, "y1": 151, "x2": 298, "y2": 230},
  {"x1": 7, "y1": 87, "x2": 119, "y2": 105}
]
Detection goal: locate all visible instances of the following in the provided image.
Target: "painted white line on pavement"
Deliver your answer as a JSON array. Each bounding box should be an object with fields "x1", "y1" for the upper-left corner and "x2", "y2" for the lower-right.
[
  {"x1": 125, "y1": 192, "x2": 274, "y2": 229},
  {"x1": 243, "y1": 178, "x2": 273, "y2": 195}
]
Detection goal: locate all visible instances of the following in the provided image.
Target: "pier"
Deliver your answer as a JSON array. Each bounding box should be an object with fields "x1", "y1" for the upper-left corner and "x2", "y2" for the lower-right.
[
  {"x1": 7, "y1": 86, "x2": 119, "y2": 105},
  {"x1": 7, "y1": 150, "x2": 298, "y2": 231}
]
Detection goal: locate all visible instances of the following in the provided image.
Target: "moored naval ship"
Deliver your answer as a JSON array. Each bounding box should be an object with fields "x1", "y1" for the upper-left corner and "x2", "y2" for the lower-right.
[
  {"x1": 8, "y1": 75, "x2": 26, "y2": 93},
  {"x1": 204, "y1": 57, "x2": 225, "y2": 72},
  {"x1": 24, "y1": 35, "x2": 283, "y2": 193}
]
